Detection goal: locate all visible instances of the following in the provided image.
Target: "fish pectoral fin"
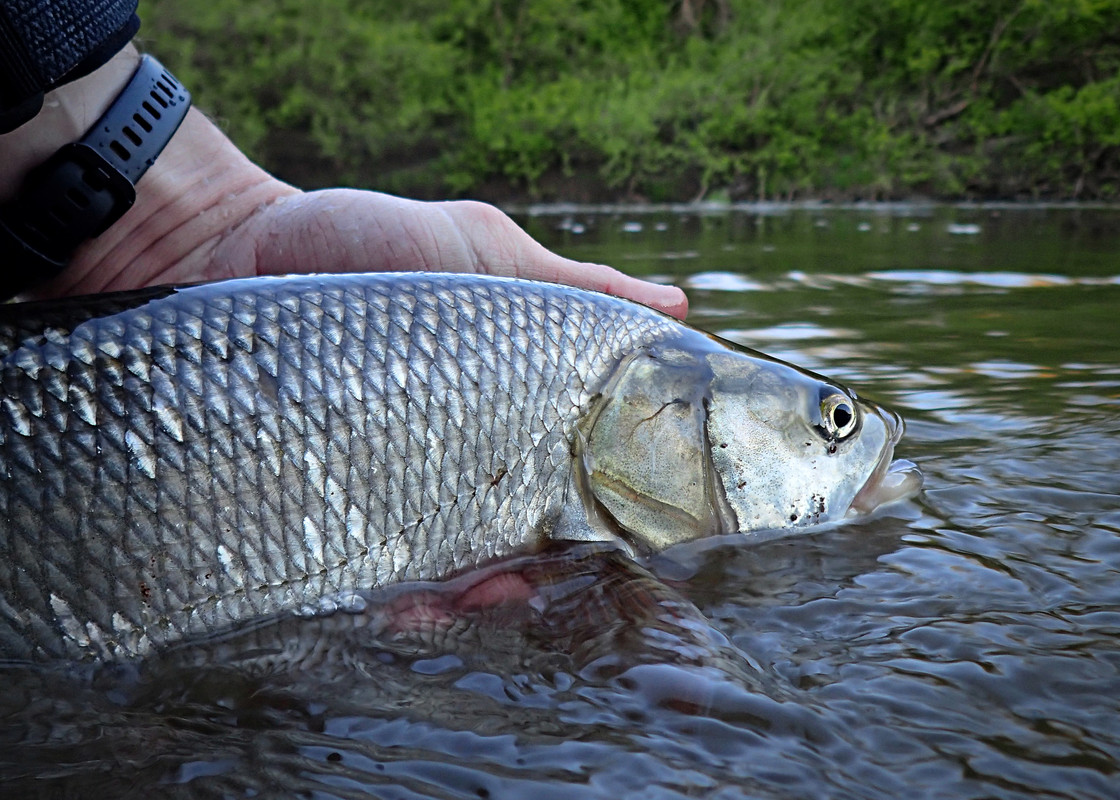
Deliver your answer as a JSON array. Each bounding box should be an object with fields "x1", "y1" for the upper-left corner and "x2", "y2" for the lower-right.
[{"x1": 542, "y1": 469, "x2": 637, "y2": 557}]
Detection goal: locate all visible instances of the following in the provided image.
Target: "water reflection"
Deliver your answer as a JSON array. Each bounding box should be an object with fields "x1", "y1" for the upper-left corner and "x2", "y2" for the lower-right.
[
  {"x1": 530, "y1": 203, "x2": 1120, "y2": 798},
  {"x1": 4, "y1": 206, "x2": 1120, "y2": 798}
]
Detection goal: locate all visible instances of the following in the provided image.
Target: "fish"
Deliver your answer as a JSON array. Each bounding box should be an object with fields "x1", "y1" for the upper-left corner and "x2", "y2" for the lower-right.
[{"x1": 0, "y1": 272, "x2": 921, "y2": 661}]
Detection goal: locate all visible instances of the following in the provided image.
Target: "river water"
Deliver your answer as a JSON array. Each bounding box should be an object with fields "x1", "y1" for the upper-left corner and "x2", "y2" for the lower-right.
[{"x1": 3, "y1": 205, "x2": 1119, "y2": 798}]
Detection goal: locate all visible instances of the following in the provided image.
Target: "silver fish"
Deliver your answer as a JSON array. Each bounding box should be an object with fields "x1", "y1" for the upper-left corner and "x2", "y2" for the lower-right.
[{"x1": 0, "y1": 273, "x2": 920, "y2": 660}]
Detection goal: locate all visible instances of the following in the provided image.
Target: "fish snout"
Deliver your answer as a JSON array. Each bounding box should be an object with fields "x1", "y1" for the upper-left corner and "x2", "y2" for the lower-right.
[{"x1": 849, "y1": 405, "x2": 923, "y2": 514}]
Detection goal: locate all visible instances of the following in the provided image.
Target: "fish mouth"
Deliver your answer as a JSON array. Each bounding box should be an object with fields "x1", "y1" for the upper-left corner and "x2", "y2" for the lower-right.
[{"x1": 848, "y1": 407, "x2": 923, "y2": 515}]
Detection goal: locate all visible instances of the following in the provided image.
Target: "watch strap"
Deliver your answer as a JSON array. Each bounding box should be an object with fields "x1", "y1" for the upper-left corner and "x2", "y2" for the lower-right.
[
  {"x1": 0, "y1": 54, "x2": 190, "y2": 299},
  {"x1": 79, "y1": 54, "x2": 190, "y2": 185}
]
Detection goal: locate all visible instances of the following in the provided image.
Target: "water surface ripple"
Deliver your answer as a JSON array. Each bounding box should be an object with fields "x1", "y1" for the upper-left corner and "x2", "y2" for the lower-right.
[{"x1": 2, "y1": 206, "x2": 1118, "y2": 799}]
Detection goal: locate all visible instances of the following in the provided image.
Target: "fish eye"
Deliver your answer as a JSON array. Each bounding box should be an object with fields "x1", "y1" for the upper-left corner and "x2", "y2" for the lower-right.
[{"x1": 819, "y1": 392, "x2": 859, "y2": 441}]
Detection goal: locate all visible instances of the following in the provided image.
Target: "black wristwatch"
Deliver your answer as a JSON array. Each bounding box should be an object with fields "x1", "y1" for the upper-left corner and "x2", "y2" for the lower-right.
[{"x1": 0, "y1": 55, "x2": 190, "y2": 299}]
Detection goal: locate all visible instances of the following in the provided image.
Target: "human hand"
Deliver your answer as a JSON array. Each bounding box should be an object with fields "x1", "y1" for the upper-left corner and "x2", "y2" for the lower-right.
[
  {"x1": 1, "y1": 47, "x2": 687, "y2": 318},
  {"x1": 186, "y1": 186, "x2": 689, "y2": 319}
]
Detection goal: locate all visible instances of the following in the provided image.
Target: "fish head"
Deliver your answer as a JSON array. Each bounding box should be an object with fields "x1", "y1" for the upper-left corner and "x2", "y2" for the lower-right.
[
  {"x1": 703, "y1": 350, "x2": 922, "y2": 533},
  {"x1": 577, "y1": 340, "x2": 922, "y2": 552}
]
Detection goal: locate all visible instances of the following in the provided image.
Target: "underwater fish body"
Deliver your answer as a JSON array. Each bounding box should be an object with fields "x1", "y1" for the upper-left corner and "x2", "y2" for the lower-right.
[{"x1": 0, "y1": 273, "x2": 920, "y2": 660}]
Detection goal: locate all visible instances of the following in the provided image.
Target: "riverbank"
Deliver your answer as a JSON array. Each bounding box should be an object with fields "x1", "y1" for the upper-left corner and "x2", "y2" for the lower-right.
[{"x1": 144, "y1": 0, "x2": 1120, "y2": 203}]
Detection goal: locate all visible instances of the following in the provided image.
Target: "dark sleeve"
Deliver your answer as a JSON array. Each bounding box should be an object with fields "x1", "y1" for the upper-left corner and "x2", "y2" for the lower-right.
[{"x1": 0, "y1": 0, "x2": 140, "y2": 133}]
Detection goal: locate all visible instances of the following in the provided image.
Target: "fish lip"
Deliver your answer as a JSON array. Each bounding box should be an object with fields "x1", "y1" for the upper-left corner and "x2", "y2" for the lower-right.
[{"x1": 848, "y1": 407, "x2": 923, "y2": 515}]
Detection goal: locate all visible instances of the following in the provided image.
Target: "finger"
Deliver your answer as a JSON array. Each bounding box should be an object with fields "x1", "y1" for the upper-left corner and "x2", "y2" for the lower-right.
[
  {"x1": 514, "y1": 252, "x2": 689, "y2": 320},
  {"x1": 440, "y1": 200, "x2": 690, "y2": 319}
]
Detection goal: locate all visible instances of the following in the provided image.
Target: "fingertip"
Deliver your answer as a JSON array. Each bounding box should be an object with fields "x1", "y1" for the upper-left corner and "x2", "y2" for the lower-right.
[
  {"x1": 646, "y1": 284, "x2": 689, "y2": 320},
  {"x1": 612, "y1": 272, "x2": 688, "y2": 320},
  {"x1": 535, "y1": 255, "x2": 689, "y2": 320}
]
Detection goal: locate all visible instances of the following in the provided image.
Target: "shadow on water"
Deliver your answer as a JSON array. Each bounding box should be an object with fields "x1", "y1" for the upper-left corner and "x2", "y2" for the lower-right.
[{"x1": 3, "y1": 205, "x2": 1120, "y2": 798}]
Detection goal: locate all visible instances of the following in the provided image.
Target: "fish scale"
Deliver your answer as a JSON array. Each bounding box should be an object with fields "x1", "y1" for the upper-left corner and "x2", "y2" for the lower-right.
[
  {"x1": 0, "y1": 273, "x2": 681, "y2": 660},
  {"x1": 0, "y1": 271, "x2": 925, "y2": 663}
]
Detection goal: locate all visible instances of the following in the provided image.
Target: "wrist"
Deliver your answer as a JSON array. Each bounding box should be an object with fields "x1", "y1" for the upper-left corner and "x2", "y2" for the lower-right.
[
  {"x1": 0, "y1": 46, "x2": 140, "y2": 203},
  {"x1": 52, "y1": 107, "x2": 295, "y2": 296},
  {"x1": 1, "y1": 45, "x2": 296, "y2": 298}
]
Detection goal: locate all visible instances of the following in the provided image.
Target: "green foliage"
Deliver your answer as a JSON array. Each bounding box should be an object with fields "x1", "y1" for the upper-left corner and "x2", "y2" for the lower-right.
[
  {"x1": 997, "y1": 76, "x2": 1120, "y2": 196},
  {"x1": 143, "y1": 0, "x2": 463, "y2": 190},
  {"x1": 142, "y1": 0, "x2": 1120, "y2": 200}
]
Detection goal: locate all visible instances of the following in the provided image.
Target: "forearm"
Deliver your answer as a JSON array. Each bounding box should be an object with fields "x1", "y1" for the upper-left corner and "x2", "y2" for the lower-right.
[{"x1": 0, "y1": 45, "x2": 294, "y2": 297}]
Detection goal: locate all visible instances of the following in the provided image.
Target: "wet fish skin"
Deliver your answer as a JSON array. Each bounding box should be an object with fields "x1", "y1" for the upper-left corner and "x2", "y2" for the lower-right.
[
  {"x1": 0, "y1": 273, "x2": 685, "y2": 660},
  {"x1": 0, "y1": 272, "x2": 917, "y2": 662}
]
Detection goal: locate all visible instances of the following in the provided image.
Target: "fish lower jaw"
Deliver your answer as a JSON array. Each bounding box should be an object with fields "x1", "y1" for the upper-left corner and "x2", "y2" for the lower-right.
[{"x1": 848, "y1": 458, "x2": 923, "y2": 515}]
